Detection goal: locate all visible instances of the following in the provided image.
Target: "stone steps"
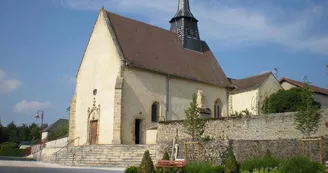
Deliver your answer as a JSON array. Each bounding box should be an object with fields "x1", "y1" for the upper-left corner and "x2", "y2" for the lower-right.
[{"x1": 46, "y1": 144, "x2": 156, "y2": 167}]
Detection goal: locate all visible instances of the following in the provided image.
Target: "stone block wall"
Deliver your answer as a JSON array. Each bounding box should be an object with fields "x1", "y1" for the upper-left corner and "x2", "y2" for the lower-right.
[{"x1": 156, "y1": 109, "x2": 328, "y2": 162}]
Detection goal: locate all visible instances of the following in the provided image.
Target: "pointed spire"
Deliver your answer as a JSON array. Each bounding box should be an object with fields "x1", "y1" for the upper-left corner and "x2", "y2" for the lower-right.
[
  {"x1": 169, "y1": 0, "x2": 202, "y2": 52},
  {"x1": 170, "y1": 0, "x2": 196, "y2": 22}
]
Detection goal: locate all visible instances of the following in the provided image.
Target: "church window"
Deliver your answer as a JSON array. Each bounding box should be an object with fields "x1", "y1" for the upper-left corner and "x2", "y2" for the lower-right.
[
  {"x1": 93, "y1": 89, "x2": 97, "y2": 96},
  {"x1": 151, "y1": 102, "x2": 160, "y2": 123},
  {"x1": 214, "y1": 99, "x2": 222, "y2": 119}
]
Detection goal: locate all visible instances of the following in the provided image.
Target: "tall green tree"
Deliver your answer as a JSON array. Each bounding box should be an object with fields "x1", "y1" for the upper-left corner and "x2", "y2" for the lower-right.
[
  {"x1": 7, "y1": 121, "x2": 18, "y2": 143},
  {"x1": 29, "y1": 123, "x2": 41, "y2": 142},
  {"x1": 17, "y1": 124, "x2": 30, "y2": 141},
  {"x1": 0, "y1": 121, "x2": 3, "y2": 143},
  {"x1": 184, "y1": 93, "x2": 206, "y2": 141},
  {"x1": 293, "y1": 80, "x2": 322, "y2": 138}
]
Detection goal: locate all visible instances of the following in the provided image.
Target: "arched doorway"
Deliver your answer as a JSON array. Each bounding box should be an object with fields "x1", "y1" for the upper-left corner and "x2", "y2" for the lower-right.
[{"x1": 87, "y1": 100, "x2": 100, "y2": 145}]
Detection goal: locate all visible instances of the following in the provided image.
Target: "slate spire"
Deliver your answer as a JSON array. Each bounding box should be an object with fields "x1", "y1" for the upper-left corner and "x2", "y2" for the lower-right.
[{"x1": 170, "y1": 0, "x2": 202, "y2": 52}]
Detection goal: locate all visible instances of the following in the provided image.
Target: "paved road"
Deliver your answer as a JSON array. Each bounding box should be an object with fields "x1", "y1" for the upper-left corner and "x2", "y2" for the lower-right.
[{"x1": 0, "y1": 160, "x2": 124, "y2": 173}]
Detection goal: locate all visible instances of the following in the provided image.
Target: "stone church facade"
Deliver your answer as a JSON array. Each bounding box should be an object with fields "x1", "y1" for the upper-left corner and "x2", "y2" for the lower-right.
[{"x1": 69, "y1": 0, "x2": 233, "y2": 146}]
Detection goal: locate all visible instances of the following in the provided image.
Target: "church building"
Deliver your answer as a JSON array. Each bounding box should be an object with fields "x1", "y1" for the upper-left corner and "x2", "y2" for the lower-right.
[{"x1": 68, "y1": 0, "x2": 234, "y2": 146}]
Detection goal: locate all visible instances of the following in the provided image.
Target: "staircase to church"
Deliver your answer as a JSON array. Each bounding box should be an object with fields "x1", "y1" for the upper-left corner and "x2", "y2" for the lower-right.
[{"x1": 45, "y1": 144, "x2": 156, "y2": 168}]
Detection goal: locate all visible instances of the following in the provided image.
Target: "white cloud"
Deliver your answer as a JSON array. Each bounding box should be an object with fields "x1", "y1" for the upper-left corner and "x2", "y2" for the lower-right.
[
  {"x1": 13, "y1": 100, "x2": 53, "y2": 113},
  {"x1": 60, "y1": 0, "x2": 328, "y2": 55},
  {"x1": 0, "y1": 69, "x2": 23, "y2": 94}
]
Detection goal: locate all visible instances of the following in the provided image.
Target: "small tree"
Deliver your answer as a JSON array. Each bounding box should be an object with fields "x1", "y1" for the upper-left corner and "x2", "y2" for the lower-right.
[
  {"x1": 293, "y1": 81, "x2": 322, "y2": 138},
  {"x1": 139, "y1": 150, "x2": 154, "y2": 173},
  {"x1": 162, "y1": 151, "x2": 170, "y2": 160},
  {"x1": 224, "y1": 148, "x2": 239, "y2": 173},
  {"x1": 184, "y1": 93, "x2": 206, "y2": 141}
]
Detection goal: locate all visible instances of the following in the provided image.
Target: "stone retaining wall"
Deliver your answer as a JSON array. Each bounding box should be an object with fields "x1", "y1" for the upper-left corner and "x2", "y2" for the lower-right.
[{"x1": 156, "y1": 109, "x2": 328, "y2": 162}]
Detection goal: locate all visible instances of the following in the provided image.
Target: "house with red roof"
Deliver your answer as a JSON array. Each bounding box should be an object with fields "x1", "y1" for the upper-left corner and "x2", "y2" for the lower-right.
[
  {"x1": 280, "y1": 77, "x2": 328, "y2": 108},
  {"x1": 228, "y1": 72, "x2": 282, "y2": 115}
]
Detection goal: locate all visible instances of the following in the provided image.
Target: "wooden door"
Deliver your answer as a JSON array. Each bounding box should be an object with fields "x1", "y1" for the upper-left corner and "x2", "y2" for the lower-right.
[{"x1": 90, "y1": 121, "x2": 98, "y2": 145}]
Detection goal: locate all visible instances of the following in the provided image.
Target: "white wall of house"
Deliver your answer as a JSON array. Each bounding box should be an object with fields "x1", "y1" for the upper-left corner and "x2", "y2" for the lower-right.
[
  {"x1": 74, "y1": 9, "x2": 121, "y2": 145},
  {"x1": 122, "y1": 67, "x2": 228, "y2": 144},
  {"x1": 280, "y1": 82, "x2": 297, "y2": 90},
  {"x1": 313, "y1": 93, "x2": 328, "y2": 109},
  {"x1": 41, "y1": 132, "x2": 48, "y2": 140},
  {"x1": 230, "y1": 89, "x2": 259, "y2": 115}
]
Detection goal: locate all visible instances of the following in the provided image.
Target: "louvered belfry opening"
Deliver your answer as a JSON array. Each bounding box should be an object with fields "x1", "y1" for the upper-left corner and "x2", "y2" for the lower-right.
[{"x1": 169, "y1": 0, "x2": 203, "y2": 52}]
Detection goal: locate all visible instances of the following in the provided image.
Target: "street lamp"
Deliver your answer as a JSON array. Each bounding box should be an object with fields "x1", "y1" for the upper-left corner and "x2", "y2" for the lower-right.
[{"x1": 35, "y1": 110, "x2": 44, "y2": 161}]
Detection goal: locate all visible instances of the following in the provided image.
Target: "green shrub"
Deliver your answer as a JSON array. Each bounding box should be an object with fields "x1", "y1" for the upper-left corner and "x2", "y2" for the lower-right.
[
  {"x1": 183, "y1": 162, "x2": 222, "y2": 173},
  {"x1": 241, "y1": 168, "x2": 280, "y2": 173},
  {"x1": 224, "y1": 148, "x2": 239, "y2": 173},
  {"x1": 0, "y1": 142, "x2": 24, "y2": 157},
  {"x1": 125, "y1": 166, "x2": 139, "y2": 173},
  {"x1": 0, "y1": 142, "x2": 17, "y2": 150},
  {"x1": 139, "y1": 150, "x2": 154, "y2": 173},
  {"x1": 162, "y1": 151, "x2": 170, "y2": 160},
  {"x1": 278, "y1": 156, "x2": 325, "y2": 173},
  {"x1": 262, "y1": 88, "x2": 321, "y2": 114},
  {"x1": 240, "y1": 150, "x2": 279, "y2": 171},
  {"x1": 213, "y1": 165, "x2": 225, "y2": 173}
]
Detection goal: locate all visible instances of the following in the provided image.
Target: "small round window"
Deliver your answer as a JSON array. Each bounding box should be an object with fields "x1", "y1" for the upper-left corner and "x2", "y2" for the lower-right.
[{"x1": 93, "y1": 89, "x2": 97, "y2": 96}]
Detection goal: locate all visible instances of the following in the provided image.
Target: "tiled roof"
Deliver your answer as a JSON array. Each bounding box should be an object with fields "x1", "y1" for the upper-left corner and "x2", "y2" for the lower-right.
[
  {"x1": 229, "y1": 72, "x2": 272, "y2": 93},
  {"x1": 280, "y1": 77, "x2": 328, "y2": 96},
  {"x1": 106, "y1": 11, "x2": 232, "y2": 87}
]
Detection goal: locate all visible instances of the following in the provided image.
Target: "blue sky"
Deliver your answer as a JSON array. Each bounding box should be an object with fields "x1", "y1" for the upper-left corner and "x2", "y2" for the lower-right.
[{"x1": 0, "y1": 0, "x2": 327, "y2": 126}]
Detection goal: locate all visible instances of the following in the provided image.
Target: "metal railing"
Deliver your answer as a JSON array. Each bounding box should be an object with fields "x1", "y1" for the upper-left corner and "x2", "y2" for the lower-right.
[{"x1": 53, "y1": 137, "x2": 80, "y2": 162}]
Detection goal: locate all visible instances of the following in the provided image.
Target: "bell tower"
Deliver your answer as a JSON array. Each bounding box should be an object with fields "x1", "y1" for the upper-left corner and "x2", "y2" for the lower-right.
[{"x1": 170, "y1": 0, "x2": 202, "y2": 52}]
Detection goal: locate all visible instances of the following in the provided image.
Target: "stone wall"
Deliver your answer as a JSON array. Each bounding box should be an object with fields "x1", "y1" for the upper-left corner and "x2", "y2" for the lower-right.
[
  {"x1": 232, "y1": 138, "x2": 328, "y2": 163},
  {"x1": 156, "y1": 109, "x2": 328, "y2": 162}
]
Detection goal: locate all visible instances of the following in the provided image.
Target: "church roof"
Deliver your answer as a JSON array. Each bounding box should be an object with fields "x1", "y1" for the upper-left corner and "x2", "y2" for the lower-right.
[
  {"x1": 229, "y1": 72, "x2": 273, "y2": 93},
  {"x1": 280, "y1": 77, "x2": 328, "y2": 96},
  {"x1": 106, "y1": 11, "x2": 232, "y2": 87}
]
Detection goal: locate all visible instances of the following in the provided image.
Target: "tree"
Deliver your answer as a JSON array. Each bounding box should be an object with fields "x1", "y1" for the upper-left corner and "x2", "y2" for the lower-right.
[
  {"x1": 47, "y1": 122, "x2": 68, "y2": 141},
  {"x1": 262, "y1": 88, "x2": 320, "y2": 114},
  {"x1": 224, "y1": 148, "x2": 239, "y2": 173},
  {"x1": 17, "y1": 124, "x2": 30, "y2": 142},
  {"x1": 162, "y1": 151, "x2": 170, "y2": 160},
  {"x1": 0, "y1": 121, "x2": 3, "y2": 143},
  {"x1": 7, "y1": 121, "x2": 18, "y2": 143},
  {"x1": 139, "y1": 150, "x2": 154, "y2": 173},
  {"x1": 29, "y1": 123, "x2": 41, "y2": 142},
  {"x1": 293, "y1": 82, "x2": 322, "y2": 138},
  {"x1": 183, "y1": 93, "x2": 206, "y2": 141}
]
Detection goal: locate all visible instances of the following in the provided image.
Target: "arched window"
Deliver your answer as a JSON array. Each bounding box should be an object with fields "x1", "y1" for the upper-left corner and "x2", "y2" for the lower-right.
[
  {"x1": 214, "y1": 99, "x2": 222, "y2": 119},
  {"x1": 151, "y1": 102, "x2": 159, "y2": 123}
]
